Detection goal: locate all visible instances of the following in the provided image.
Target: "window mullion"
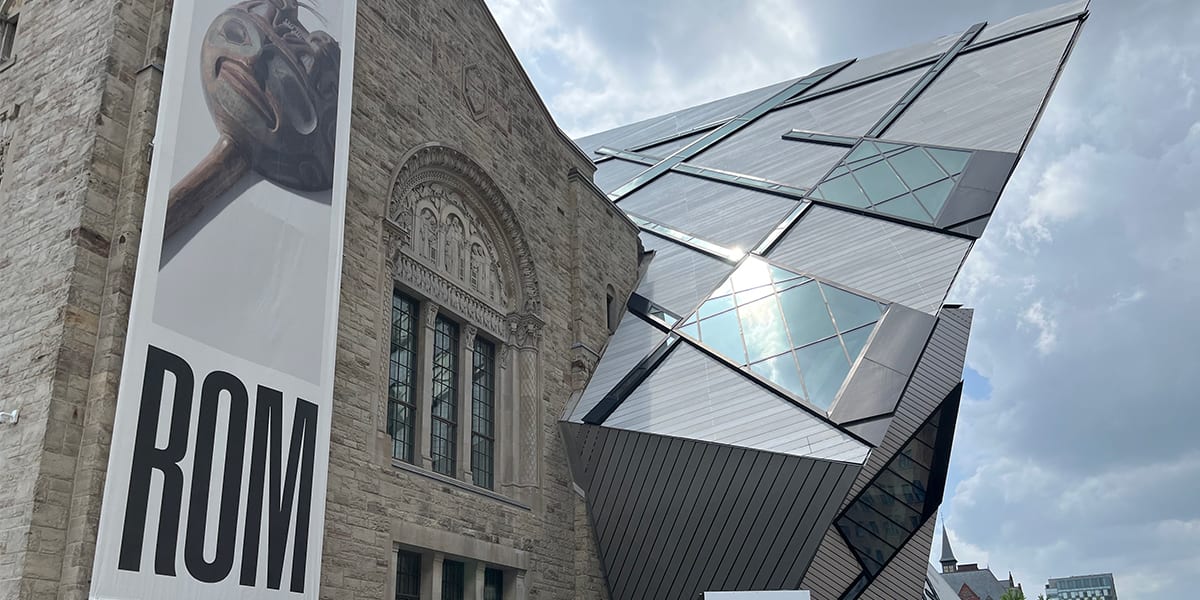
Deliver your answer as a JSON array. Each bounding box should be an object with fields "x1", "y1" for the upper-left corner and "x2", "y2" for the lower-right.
[{"x1": 457, "y1": 326, "x2": 477, "y2": 482}]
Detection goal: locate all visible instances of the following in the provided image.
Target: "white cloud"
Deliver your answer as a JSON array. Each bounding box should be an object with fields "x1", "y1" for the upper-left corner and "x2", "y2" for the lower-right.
[{"x1": 1018, "y1": 300, "x2": 1057, "y2": 355}]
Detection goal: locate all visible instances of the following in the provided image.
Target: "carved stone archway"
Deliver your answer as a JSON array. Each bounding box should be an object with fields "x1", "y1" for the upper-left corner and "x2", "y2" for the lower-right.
[{"x1": 384, "y1": 143, "x2": 545, "y2": 502}]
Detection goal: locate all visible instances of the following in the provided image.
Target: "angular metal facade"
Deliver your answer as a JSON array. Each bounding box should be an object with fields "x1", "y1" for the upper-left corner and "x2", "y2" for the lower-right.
[{"x1": 564, "y1": 3, "x2": 1088, "y2": 598}]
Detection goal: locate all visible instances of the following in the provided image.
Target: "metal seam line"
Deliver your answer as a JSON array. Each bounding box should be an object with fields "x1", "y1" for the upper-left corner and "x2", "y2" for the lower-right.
[
  {"x1": 867, "y1": 22, "x2": 987, "y2": 139},
  {"x1": 606, "y1": 59, "x2": 856, "y2": 203},
  {"x1": 626, "y1": 211, "x2": 746, "y2": 263}
]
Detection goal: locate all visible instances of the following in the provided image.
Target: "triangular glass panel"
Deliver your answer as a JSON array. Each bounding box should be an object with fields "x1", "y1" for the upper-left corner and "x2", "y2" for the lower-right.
[
  {"x1": 777, "y1": 282, "x2": 836, "y2": 348},
  {"x1": 770, "y1": 264, "x2": 808, "y2": 286},
  {"x1": 854, "y1": 159, "x2": 909, "y2": 204},
  {"x1": 729, "y1": 256, "x2": 774, "y2": 292},
  {"x1": 846, "y1": 141, "x2": 881, "y2": 165},
  {"x1": 821, "y1": 283, "x2": 884, "y2": 332},
  {"x1": 795, "y1": 336, "x2": 851, "y2": 410},
  {"x1": 677, "y1": 322, "x2": 699, "y2": 339},
  {"x1": 926, "y1": 147, "x2": 971, "y2": 175},
  {"x1": 696, "y1": 309, "x2": 747, "y2": 365},
  {"x1": 814, "y1": 173, "x2": 871, "y2": 208},
  {"x1": 873, "y1": 140, "x2": 907, "y2": 153},
  {"x1": 888, "y1": 147, "x2": 945, "y2": 189},
  {"x1": 737, "y1": 296, "x2": 791, "y2": 363},
  {"x1": 913, "y1": 178, "x2": 955, "y2": 220},
  {"x1": 750, "y1": 353, "x2": 808, "y2": 400},
  {"x1": 840, "y1": 324, "x2": 874, "y2": 365},
  {"x1": 874, "y1": 193, "x2": 932, "y2": 222},
  {"x1": 696, "y1": 294, "x2": 736, "y2": 320}
]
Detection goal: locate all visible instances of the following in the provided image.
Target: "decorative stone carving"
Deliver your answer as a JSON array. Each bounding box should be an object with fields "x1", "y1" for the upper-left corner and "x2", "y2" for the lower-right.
[
  {"x1": 387, "y1": 144, "x2": 542, "y2": 317},
  {"x1": 0, "y1": 138, "x2": 8, "y2": 182},
  {"x1": 391, "y1": 249, "x2": 506, "y2": 337}
]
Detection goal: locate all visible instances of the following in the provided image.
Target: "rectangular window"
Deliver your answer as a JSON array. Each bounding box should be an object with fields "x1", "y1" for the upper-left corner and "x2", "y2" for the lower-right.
[
  {"x1": 389, "y1": 292, "x2": 420, "y2": 463},
  {"x1": 471, "y1": 338, "x2": 496, "y2": 490},
  {"x1": 395, "y1": 550, "x2": 421, "y2": 600},
  {"x1": 431, "y1": 316, "x2": 459, "y2": 476},
  {"x1": 440, "y1": 559, "x2": 465, "y2": 600},
  {"x1": 484, "y1": 568, "x2": 504, "y2": 600},
  {"x1": 0, "y1": 16, "x2": 16, "y2": 63}
]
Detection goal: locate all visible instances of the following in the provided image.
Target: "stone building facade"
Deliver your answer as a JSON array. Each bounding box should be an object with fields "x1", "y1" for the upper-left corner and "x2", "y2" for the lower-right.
[{"x1": 0, "y1": 1, "x2": 638, "y2": 600}]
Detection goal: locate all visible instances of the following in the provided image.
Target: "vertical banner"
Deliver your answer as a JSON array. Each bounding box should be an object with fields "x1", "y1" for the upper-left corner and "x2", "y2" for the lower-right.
[{"x1": 91, "y1": 0, "x2": 356, "y2": 598}]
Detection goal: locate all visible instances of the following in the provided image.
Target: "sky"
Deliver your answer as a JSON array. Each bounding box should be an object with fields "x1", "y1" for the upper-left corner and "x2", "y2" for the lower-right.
[{"x1": 486, "y1": 0, "x2": 1200, "y2": 598}]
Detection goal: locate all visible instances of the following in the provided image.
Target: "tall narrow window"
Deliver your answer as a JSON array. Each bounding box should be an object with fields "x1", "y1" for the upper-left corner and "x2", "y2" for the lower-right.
[
  {"x1": 440, "y1": 559, "x2": 465, "y2": 600},
  {"x1": 484, "y1": 568, "x2": 505, "y2": 600},
  {"x1": 389, "y1": 292, "x2": 419, "y2": 462},
  {"x1": 0, "y1": 15, "x2": 16, "y2": 63},
  {"x1": 471, "y1": 338, "x2": 496, "y2": 490},
  {"x1": 430, "y1": 316, "x2": 459, "y2": 476},
  {"x1": 395, "y1": 550, "x2": 421, "y2": 600}
]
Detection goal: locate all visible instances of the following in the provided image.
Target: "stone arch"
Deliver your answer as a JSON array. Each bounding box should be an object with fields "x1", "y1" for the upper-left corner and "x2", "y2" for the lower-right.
[{"x1": 387, "y1": 143, "x2": 541, "y2": 317}]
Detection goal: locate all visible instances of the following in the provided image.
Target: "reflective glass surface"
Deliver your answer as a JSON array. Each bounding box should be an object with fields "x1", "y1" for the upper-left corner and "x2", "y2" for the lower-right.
[
  {"x1": 811, "y1": 139, "x2": 973, "y2": 225},
  {"x1": 675, "y1": 256, "x2": 886, "y2": 412},
  {"x1": 837, "y1": 408, "x2": 946, "y2": 576}
]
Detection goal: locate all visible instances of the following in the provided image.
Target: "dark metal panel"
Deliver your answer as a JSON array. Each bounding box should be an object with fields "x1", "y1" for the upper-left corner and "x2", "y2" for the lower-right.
[
  {"x1": 782, "y1": 465, "x2": 860, "y2": 589},
  {"x1": 763, "y1": 462, "x2": 852, "y2": 589},
  {"x1": 830, "y1": 359, "x2": 911, "y2": 424},
  {"x1": 934, "y1": 150, "x2": 1018, "y2": 231},
  {"x1": 884, "y1": 22, "x2": 1080, "y2": 152},
  {"x1": 619, "y1": 172, "x2": 800, "y2": 251},
  {"x1": 608, "y1": 436, "x2": 688, "y2": 597},
  {"x1": 863, "y1": 304, "x2": 938, "y2": 377},
  {"x1": 637, "y1": 233, "x2": 734, "y2": 317},
  {"x1": 593, "y1": 158, "x2": 650, "y2": 194},
  {"x1": 597, "y1": 433, "x2": 661, "y2": 552},
  {"x1": 718, "y1": 455, "x2": 804, "y2": 590},
  {"x1": 767, "y1": 206, "x2": 972, "y2": 313},
  {"x1": 844, "y1": 417, "x2": 893, "y2": 447},
  {"x1": 798, "y1": 529, "x2": 865, "y2": 599}
]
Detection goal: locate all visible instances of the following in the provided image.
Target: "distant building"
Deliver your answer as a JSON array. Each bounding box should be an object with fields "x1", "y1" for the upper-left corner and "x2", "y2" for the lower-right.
[
  {"x1": 934, "y1": 530, "x2": 1023, "y2": 600},
  {"x1": 1045, "y1": 574, "x2": 1118, "y2": 600}
]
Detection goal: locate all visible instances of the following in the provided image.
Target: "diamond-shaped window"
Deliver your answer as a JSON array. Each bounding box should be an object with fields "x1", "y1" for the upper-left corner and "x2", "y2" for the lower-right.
[
  {"x1": 810, "y1": 140, "x2": 972, "y2": 225},
  {"x1": 677, "y1": 256, "x2": 885, "y2": 411}
]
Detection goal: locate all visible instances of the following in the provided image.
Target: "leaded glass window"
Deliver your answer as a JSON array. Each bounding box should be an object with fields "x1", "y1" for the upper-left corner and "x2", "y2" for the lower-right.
[
  {"x1": 389, "y1": 292, "x2": 419, "y2": 463},
  {"x1": 809, "y1": 139, "x2": 973, "y2": 225},
  {"x1": 677, "y1": 256, "x2": 885, "y2": 411},
  {"x1": 484, "y1": 568, "x2": 504, "y2": 600},
  {"x1": 431, "y1": 316, "x2": 459, "y2": 477},
  {"x1": 395, "y1": 550, "x2": 421, "y2": 600},
  {"x1": 441, "y1": 560, "x2": 465, "y2": 600},
  {"x1": 0, "y1": 15, "x2": 15, "y2": 63},
  {"x1": 471, "y1": 338, "x2": 496, "y2": 490}
]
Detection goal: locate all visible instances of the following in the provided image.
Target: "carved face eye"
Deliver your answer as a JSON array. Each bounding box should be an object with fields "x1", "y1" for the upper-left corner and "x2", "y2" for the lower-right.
[{"x1": 222, "y1": 19, "x2": 250, "y2": 46}]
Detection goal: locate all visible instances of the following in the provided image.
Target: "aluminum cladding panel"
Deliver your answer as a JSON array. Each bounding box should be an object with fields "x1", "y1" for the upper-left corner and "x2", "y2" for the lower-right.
[
  {"x1": 767, "y1": 206, "x2": 972, "y2": 314},
  {"x1": 803, "y1": 33, "x2": 958, "y2": 95},
  {"x1": 641, "y1": 131, "x2": 707, "y2": 156},
  {"x1": 637, "y1": 234, "x2": 733, "y2": 317},
  {"x1": 594, "y1": 159, "x2": 650, "y2": 194},
  {"x1": 567, "y1": 313, "x2": 665, "y2": 422},
  {"x1": 620, "y1": 173, "x2": 800, "y2": 251},
  {"x1": 884, "y1": 22, "x2": 1079, "y2": 152},
  {"x1": 574, "y1": 77, "x2": 799, "y2": 156},
  {"x1": 973, "y1": 0, "x2": 1088, "y2": 44},
  {"x1": 692, "y1": 69, "x2": 923, "y2": 188},
  {"x1": 604, "y1": 342, "x2": 869, "y2": 463}
]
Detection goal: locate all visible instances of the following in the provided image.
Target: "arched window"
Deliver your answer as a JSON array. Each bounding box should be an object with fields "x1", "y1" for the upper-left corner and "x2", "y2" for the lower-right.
[{"x1": 384, "y1": 145, "x2": 543, "y2": 497}]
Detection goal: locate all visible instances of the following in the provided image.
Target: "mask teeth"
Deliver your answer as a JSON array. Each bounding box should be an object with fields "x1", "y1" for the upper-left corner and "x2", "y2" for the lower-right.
[{"x1": 296, "y1": 1, "x2": 329, "y2": 26}]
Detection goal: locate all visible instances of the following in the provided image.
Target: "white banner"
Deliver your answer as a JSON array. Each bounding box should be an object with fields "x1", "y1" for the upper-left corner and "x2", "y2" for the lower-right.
[{"x1": 91, "y1": 1, "x2": 356, "y2": 598}]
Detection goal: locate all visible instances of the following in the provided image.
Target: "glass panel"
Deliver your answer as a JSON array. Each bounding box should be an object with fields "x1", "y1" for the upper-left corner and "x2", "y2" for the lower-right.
[
  {"x1": 821, "y1": 283, "x2": 883, "y2": 332},
  {"x1": 836, "y1": 520, "x2": 890, "y2": 575},
  {"x1": 484, "y1": 569, "x2": 505, "y2": 600},
  {"x1": 846, "y1": 141, "x2": 881, "y2": 165},
  {"x1": 926, "y1": 147, "x2": 971, "y2": 175},
  {"x1": 737, "y1": 296, "x2": 791, "y2": 363},
  {"x1": 777, "y1": 282, "x2": 836, "y2": 348},
  {"x1": 729, "y1": 258, "x2": 774, "y2": 292},
  {"x1": 901, "y1": 437, "x2": 936, "y2": 470},
  {"x1": 735, "y1": 284, "x2": 775, "y2": 306},
  {"x1": 750, "y1": 353, "x2": 808, "y2": 400},
  {"x1": 396, "y1": 550, "x2": 422, "y2": 600},
  {"x1": 844, "y1": 501, "x2": 913, "y2": 548},
  {"x1": 852, "y1": 159, "x2": 908, "y2": 204},
  {"x1": 795, "y1": 336, "x2": 851, "y2": 410},
  {"x1": 858, "y1": 484, "x2": 922, "y2": 531},
  {"x1": 441, "y1": 560, "x2": 465, "y2": 600},
  {"x1": 431, "y1": 317, "x2": 459, "y2": 477},
  {"x1": 830, "y1": 165, "x2": 850, "y2": 178},
  {"x1": 874, "y1": 467, "x2": 927, "y2": 512},
  {"x1": 815, "y1": 174, "x2": 871, "y2": 208},
  {"x1": 873, "y1": 141, "x2": 906, "y2": 153},
  {"x1": 770, "y1": 265, "x2": 808, "y2": 286},
  {"x1": 698, "y1": 294, "x2": 737, "y2": 319},
  {"x1": 888, "y1": 147, "x2": 946, "y2": 189},
  {"x1": 698, "y1": 309, "x2": 748, "y2": 365},
  {"x1": 389, "y1": 292, "x2": 420, "y2": 463},
  {"x1": 874, "y1": 193, "x2": 932, "y2": 222},
  {"x1": 677, "y1": 322, "x2": 699, "y2": 339},
  {"x1": 913, "y1": 178, "x2": 955, "y2": 220},
  {"x1": 840, "y1": 324, "x2": 875, "y2": 365},
  {"x1": 471, "y1": 338, "x2": 496, "y2": 490}
]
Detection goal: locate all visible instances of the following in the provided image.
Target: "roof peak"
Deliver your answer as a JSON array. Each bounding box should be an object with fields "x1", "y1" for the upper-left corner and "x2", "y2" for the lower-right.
[{"x1": 941, "y1": 528, "x2": 958, "y2": 564}]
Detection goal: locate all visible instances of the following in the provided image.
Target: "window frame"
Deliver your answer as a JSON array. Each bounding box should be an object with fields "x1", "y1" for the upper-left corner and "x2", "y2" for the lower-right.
[
  {"x1": 430, "y1": 315, "x2": 461, "y2": 477},
  {"x1": 394, "y1": 549, "x2": 421, "y2": 600},
  {"x1": 0, "y1": 14, "x2": 16, "y2": 65},
  {"x1": 470, "y1": 337, "x2": 497, "y2": 490},
  {"x1": 389, "y1": 290, "x2": 421, "y2": 463},
  {"x1": 440, "y1": 559, "x2": 465, "y2": 600}
]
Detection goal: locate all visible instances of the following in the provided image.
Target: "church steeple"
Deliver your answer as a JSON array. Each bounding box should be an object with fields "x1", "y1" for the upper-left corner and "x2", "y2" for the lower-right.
[{"x1": 940, "y1": 528, "x2": 958, "y2": 574}]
